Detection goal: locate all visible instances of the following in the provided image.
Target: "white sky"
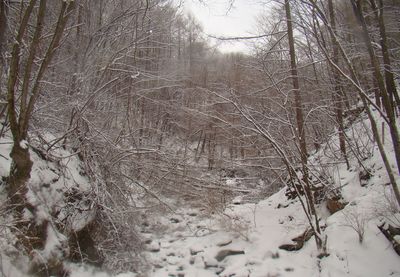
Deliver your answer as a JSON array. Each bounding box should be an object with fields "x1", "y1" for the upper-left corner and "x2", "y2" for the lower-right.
[{"x1": 181, "y1": 0, "x2": 268, "y2": 53}]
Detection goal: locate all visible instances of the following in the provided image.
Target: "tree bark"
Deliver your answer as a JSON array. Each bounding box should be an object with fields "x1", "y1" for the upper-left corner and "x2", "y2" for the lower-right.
[
  {"x1": 0, "y1": 0, "x2": 8, "y2": 69},
  {"x1": 284, "y1": 0, "x2": 322, "y2": 249},
  {"x1": 6, "y1": 0, "x2": 76, "y2": 259},
  {"x1": 328, "y1": 0, "x2": 349, "y2": 169},
  {"x1": 309, "y1": 0, "x2": 400, "y2": 209},
  {"x1": 351, "y1": 0, "x2": 400, "y2": 182},
  {"x1": 371, "y1": 0, "x2": 400, "y2": 111}
]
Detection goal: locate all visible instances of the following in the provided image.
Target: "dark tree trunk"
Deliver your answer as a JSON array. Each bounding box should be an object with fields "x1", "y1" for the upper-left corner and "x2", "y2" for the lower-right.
[
  {"x1": 0, "y1": 0, "x2": 8, "y2": 67},
  {"x1": 284, "y1": 0, "x2": 322, "y2": 249},
  {"x1": 8, "y1": 143, "x2": 33, "y2": 211},
  {"x1": 371, "y1": 0, "x2": 400, "y2": 111},
  {"x1": 328, "y1": 0, "x2": 349, "y2": 169},
  {"x1": 351, "y1": 0, "x2": 400, "y2": 207}
]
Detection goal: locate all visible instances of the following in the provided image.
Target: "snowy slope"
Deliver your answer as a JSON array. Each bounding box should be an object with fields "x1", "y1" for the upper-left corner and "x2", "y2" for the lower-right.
[
  {"x1": 142, "y1": 109, "x2": 400, "y2": 277},
  {"x1": 1, "y1": 108, "x2": 400, "y2": 277},
  {"x1": 0, "y1": 133, "x2": 93, "y2": 277},
  {"x1": 143, "y1": 186, "x2": 399, "y2": 277}
]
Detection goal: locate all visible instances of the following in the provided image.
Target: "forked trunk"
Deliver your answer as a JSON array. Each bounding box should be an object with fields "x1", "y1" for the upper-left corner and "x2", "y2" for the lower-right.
[{"x1": 8, "y1": 142, "x2": 33, "y2": 211}]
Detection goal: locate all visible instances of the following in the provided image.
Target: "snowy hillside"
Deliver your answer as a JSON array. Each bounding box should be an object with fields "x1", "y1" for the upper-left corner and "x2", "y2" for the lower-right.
[
  {"x1": 1, "y1": 113, "x2": 400, "y2": 277},
  {"x1": 0, "y1": 133, "x2": 96, "y2": 276},
  {"x1": 138, "y1": 109, "x2": 400, "y2": 277},
  {"x1": 60, "y1": 109, "x2": 400, "y2": 277}
]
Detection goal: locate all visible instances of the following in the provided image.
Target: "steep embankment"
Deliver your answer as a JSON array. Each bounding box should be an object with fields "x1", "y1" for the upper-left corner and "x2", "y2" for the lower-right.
[{"x1": 0, "y1": 134, "x2": 113, "y2": 276}]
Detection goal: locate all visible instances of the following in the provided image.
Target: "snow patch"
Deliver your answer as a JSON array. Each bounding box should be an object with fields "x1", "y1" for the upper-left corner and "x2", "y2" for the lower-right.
[{"x1": 19, "y1": 140, "x2": 28, "y2": 149}]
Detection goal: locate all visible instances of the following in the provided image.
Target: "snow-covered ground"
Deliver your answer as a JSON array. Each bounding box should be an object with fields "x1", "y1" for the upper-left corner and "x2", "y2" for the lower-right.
[
  {"x1": 141, "y1": 109, "x2": 400, "y2": 277},
  {"x1": 1, "y1": 108, "x2": 400, "y2": 277},
  {"x1": 0, "y1": 134, "x2": 95, "y2": 277},
  {"x1": 143, "y1": 185, "x2": 399, "y2": 277}
]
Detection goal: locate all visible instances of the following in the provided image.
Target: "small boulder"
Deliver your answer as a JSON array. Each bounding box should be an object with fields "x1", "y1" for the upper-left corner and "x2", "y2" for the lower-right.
[
  {"x1": 204, "y1": 257, "x2": 219, "y2": 268},
  {"x1": 190, "y1": 245, "x2": 204, "y2": 256},
  {"x1": 216, "y1": 239, "x2": 232, "y2": 247},
  {"x1": 279, "y1": 243, "x2": 303, "y2": 251},
  {"x1": 279, "y1": 228, "x2": 314, "y2": 252},
  {"x1": 170, "y1": 218, "x2": 180, "y2": 224},
  {"x1": 277, "y1": 203, "x2": 289, "y2": 209},
  {"x1": 378, "y1": 222, "x2": 400, "y2": 256},
  {"x1": 326, "y1": 198, "x2": 347, "y2": 214},
  {"x1": 232, "y1": 196, "x2": 243, "y2": 205},
  {"x1": 148, "y1": 241, "x2": 160, "y2": 252},
  {"x1": 215, "y1": 249, "x2": 245, "y2": 262}
]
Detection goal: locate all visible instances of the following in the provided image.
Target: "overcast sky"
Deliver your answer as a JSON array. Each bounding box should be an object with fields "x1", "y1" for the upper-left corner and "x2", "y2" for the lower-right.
[{"x1": 181, "y1": 0, "x2": 268, "y2": 53}]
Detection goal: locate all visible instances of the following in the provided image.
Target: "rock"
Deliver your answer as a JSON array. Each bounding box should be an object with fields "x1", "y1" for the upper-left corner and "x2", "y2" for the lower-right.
[
  {"x1": 195, "y1": 228, "x2": 210, "y2": 237},
  {"x1": 148, "y1": 241, "x2": 160, "y2": 252},
  {"x1": 279, "y1": 243, "x2": 303, "y2": 251},
  {"x1": 291, "y1": 228, "x2": 314, "y2": 244},
  {"x1": 166, "y1": 256, "x2": 179, "y2": 265},
  {"x1": 271, "y1": 252, "x2": 280, "y2": 259},
  {"x1": 189, "y1": 257, "x2": 195, "y2": 265},
  {"x1": 190, "y1": 255, "x2": 203, "y2": 267},
  {"x1": 277, "y1": 203, "x2": 289, "y2": 209},
  {"x1": 232, "y1": 196, "x2": 243, "y2": 205},
  {"x1": 216, "y1": 266, "x2": 225, "y2": 274},
  {"x1": 326, "y1": 198, "x2": 347, "y2": 214},
  {"x1": 170, "y1": 218, "x2": 180, "y2": 224},
  {"x1": 216, "y1": 239, "x2": 232, "y2": 247},
  {"x1": 160, "y1": 241, "x2": 172, "y2": 249},
  {"x1": 204, "y1": 259, "x2": 219, "y2": 269},
  {"x1": 215, "y1": 249, "x2": 245, "y2": 262},
  {"x1": 378, "y1": 223, "x2": 400, "y2": 256},
  {"x1": 190, "y1": 245, "x2": 204, "y2": 256},
  {"x1": 279, "y1": 228, "x2": 314, "y2": 252}
]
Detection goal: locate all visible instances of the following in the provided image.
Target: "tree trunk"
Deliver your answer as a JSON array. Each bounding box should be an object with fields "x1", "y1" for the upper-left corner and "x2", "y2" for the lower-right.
[
  {"x1": 328, "y1": 0, "x2": 350, "y2": 169},
  {"x1": 372, "y1": 0, "x2": 400, "y2": 111},
  {"x1": 8, "y1": 144, "x2": 33, "y2": 211},
  {"x1": 309, "y1": 0, "x2": 400, "y2": 209},
  {"x1": 5, "y1": 1, "x2": 77, "y2": 272},
  {"x1": 0, "y1": 0, "x2": 8, "y2": 69},
  {"x1": 284, "y1": 0, "x2": 322, "y2": 250},
  {"x1": 352, "y1": 0, "x2": 400, "y2": 181}
]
